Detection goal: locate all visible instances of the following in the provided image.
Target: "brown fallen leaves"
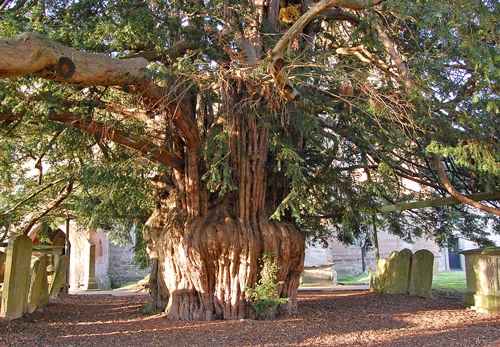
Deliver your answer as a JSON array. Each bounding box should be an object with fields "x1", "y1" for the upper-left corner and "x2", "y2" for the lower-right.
[{"x1": 0, "y1": 289, "x2": 499, "y2": 347}]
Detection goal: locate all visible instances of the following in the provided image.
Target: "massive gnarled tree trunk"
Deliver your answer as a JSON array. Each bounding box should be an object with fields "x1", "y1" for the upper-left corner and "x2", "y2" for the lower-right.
[
  {"x1": 0, "y1": 0, "x2": 380, "y2": 320},
  {"x1": 141, "y1": 80, "x2": 306, "y2": 319},
  {"x1": 145, "y1": 177, "x2": 305, "y2": 320}
]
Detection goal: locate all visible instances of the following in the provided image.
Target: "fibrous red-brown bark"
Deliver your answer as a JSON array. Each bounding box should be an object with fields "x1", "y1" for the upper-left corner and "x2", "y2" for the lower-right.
[{"x1": 144, "y1": 205, "x2": 304, "y2": 320}]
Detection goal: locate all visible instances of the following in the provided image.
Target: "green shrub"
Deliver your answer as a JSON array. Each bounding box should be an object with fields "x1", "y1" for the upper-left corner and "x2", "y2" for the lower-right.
[{"x1": 245, "y1": 253, "x2": 290, "y2": 318}]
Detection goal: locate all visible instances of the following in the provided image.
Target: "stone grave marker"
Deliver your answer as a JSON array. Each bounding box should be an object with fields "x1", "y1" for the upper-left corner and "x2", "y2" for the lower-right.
[
  {"x1": 0, "y1": 251, "x2": 6, "y2": 283},
  {"x1": 1, "y1": 235, "x2": 33, "y2": 320},
  {"x1": 374, "y1": 258, "x2": 388, "y2": 293},
  {"x1": 27, "y1": 255, "x2": 49, "y2": 313},
  {"x1": 368, "y1": 267, "x2": 374, "y2": 291},
  {"x1": 409, "y1": 249, "x2": 434, "y2": 298},
  {"x1": 383, "y1": 251, "x2": 400, "y2": 293},
  {"x1": 392, "y1": 248, "x2": 412, "y2": 295},
  {"x1": 49, "y1": 255, "x2": 69, "y2": 296}
]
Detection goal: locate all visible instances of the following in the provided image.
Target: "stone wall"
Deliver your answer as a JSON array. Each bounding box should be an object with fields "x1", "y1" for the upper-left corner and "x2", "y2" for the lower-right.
[
  {"x1": 304, "y1": 244, "x2": 333, "y2": 266},
  {"x1": 107, "y1": 237, "x2": 148, "y2": 288}
]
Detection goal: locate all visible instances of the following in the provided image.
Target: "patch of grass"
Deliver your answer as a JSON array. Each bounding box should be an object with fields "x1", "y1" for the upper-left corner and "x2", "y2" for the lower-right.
[
  {"x1": 338, "y1": 271, "x2": 467, "y2": 289},
  {"x1": 337, "y1": 274, "x2": 370, "y2": 284},
  {"x1": 116, "y1": 281, "x2": 139, "y2": 289},
  {"x1": 432, "y1": 271, "x2": 467, "y2": 290},
  {"x1": 432, "y1": 271, "x2": 467, "y2": 300}
]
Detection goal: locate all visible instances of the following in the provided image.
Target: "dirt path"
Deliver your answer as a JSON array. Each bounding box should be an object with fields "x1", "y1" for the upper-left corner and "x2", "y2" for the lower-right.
[{"x1": 1, "y1": 290, "x2": 499, "y2": 346}]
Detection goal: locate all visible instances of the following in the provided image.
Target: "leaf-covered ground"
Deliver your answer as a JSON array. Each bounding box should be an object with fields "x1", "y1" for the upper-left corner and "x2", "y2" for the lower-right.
[{"x1": 0, "y1": 290, "x2": 499, "y2": 346}]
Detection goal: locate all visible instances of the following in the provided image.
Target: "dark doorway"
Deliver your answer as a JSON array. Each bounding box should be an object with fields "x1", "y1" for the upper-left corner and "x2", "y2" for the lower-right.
[{"x1": 448, "y1": 238, "x2": 462, "y2": 270}]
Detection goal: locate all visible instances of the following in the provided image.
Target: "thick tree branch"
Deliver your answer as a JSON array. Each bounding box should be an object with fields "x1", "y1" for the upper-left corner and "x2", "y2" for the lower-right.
[
  {"x1": 108, "y1": 106, "x2": 186, "y2": 147},
  {"x1": 0, "y1": 32, "x2": 150, "y2": 87},
  {"x1": 269, "y1": 0, "x2": 381, "y2": 100},
  {"x1": 380, "y1": 191, "x2": 500, "y2": 212},
  {"x1": 48, "y1": 111, "x2": 184, "y2": 169},
  {"x1": 0, "y1": 33, "x2": 199, "y2": 162},
  {"x1": 318, "y1": 8, "x2": 361, "y2": 25},
  {"x1": 0, "y1": 108, "x2": 24, "y2": 123},
  {"x1": 123, "y1": 41, "x2": 198, "y2": 65},
  {"x1": 109, "y1": 107, "x2": 152, "y2": 124},
  {"x1": 304, "y1": 8, "x2": 361, "y2": 42},
  {"x1": 374, "y1": 22, "x2": 414, "y2": 89},
  {"x1": 1, "y1": 104, "x2": 184, "y2": 169},
  {"x1": 431, "y1": 153, "x2": 500, "y2": 217}
]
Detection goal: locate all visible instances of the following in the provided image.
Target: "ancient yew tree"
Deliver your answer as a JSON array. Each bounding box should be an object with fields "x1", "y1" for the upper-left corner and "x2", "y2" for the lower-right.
[{"x1": 1, "y1": 0, "x2": 500, "y2": 320}]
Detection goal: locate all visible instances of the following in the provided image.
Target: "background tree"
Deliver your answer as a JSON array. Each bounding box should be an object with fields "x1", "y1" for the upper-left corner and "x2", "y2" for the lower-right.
[{"x1": 1, "y1": 0, "x2": 499, "y2": 320}]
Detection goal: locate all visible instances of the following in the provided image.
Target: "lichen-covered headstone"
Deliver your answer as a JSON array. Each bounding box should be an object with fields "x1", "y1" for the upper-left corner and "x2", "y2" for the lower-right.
[
  {"x1": 374, "y1": 259, "x2": 388, "y2": 293},
  {"x1": 392, "y1": 248, "x2": 412, "y2": 294},
  {"x1": 1, "y1": 235, "x2": 33, "y2": 320},
  {"x1": 383, "y1": 251, "x2": 400, "y2": 293},
  {"x1": 39, "y1": 268, "x2": 50, "y2": 306},
  {"x1": 27, "y1": 255, "x2": 49, "y2": 313},
  {"x1": 49, "y1": 255, "x2": 69, "y2": 296},
  {"x1": 409, "y1": 249, "x2": 434, "y2": 298}
]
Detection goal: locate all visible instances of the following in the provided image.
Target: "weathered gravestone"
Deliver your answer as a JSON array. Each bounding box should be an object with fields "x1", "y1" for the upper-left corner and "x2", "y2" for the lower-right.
[
  {"x1": 374, "y1": 258, "x2": 388, "y2": 293},
  {"x1": 393, "y1": 248, "x2": 412, "y2": 294},
  {"x1": 383, "y1": 251, "x2": 400, "y2": 293},
  {"x1": 382, "y1": 249, "x2": 412, "y2": 294},
  {"x1": 408, "y1": 249, "x2": 434, "y2": 298},
  {"x1": 1, "y1": 235, "x2": 33, "y2": 320},
  {"x1": 368, "y1": 267, "x2": 374, "y2": 291},
  {"x1": 374, "y1": 248, "x2": 434, "y2": 297},
  {"x1": 27, "y1": 255, "x2": 50, "y2": 313},
  {"x1": 49, "y1": 255, "x2": 69, "y2": 296}
]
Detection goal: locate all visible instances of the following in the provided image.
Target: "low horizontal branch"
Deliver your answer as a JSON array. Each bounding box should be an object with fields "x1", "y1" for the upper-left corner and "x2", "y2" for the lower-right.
[
  {"x1": 379, "y1": 191, "x2": 500, "y2": 212},
  {"x1": 123, "y1": 41, "x2": 198, "y2": 64},
  {"x1": 48, "y1": 111, "x2": 184, "y2": 169}
]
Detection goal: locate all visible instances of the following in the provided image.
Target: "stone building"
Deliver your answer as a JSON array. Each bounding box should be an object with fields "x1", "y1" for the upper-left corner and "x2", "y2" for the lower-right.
[{"x1": 68, "y1": 222, "x2": 148, "y2": 290}]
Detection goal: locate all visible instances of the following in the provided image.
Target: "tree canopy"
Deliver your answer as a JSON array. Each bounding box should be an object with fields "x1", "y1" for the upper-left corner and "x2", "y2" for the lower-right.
[{"x1": 1, "y1": 0, "x2": 500, "y2": 247}]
